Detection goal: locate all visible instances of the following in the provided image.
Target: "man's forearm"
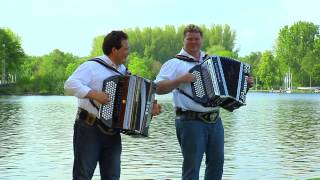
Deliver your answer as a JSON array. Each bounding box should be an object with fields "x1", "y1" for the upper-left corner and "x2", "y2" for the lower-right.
[
  {"x1": 85, "y1": 90, "x2": 97, "y2": 100},
  {"x1": 156, "y1": 79, "x2": 182, "y2": 95}
]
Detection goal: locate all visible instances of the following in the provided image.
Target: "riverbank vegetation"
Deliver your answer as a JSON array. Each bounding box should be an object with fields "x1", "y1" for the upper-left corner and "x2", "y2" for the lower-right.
[{"x1": 0, "y1": 21, "x2": 319, "y2": 94}]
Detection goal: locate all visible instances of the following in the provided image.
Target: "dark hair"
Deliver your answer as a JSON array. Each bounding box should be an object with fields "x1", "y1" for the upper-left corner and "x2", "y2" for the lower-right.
[
  {"x1": 183, "y1": 24, "x2": 203, "y2": 38},
  {"x1": 102, "y1": 31, "x2": 128, "y2": 55}
]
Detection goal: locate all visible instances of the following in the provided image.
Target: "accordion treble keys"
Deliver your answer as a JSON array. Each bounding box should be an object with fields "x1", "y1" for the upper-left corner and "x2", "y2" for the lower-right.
[
  {"x1": 98, "y1": 75, "x2": 156, "y2": 137},
  {"x1": 189, "y1": 56, "x2": 251, "y2": 111}
]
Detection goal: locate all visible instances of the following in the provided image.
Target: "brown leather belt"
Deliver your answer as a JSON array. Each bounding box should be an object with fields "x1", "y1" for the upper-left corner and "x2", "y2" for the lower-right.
[
  {"x1": 175, "y1": 107, "x2": 220, "y2": 123},
  {"x1": 76, "y1": 108, "x2": 118, "y2": 135}
]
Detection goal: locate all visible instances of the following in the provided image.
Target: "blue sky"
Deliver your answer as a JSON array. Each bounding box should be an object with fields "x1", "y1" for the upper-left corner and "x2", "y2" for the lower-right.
[{"x1": 1, "y1": 0, "x2": 319, "y2": 57}]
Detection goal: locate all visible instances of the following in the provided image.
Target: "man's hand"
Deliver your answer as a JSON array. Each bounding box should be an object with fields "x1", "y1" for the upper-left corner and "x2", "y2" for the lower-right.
[
  {"x1": 86, "y1": 90, "x2": 110, "y2": 104},
  {"x1": 177, "y1": 73, "x2": 195, "y2": 83},
  {"x1": 156, "y1": 73, "x2": 195, "y2": 95},
  {"x1": 247, "y1": 76, "x2": 254, "y2": 88},
  {"x1": 152, "y1": 100, "x2": 161, "y2": 116}
]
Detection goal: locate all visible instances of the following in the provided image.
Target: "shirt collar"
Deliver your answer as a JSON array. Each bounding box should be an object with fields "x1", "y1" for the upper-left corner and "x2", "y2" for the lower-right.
[{"x1": 178, "y1": 48, "x2": 206, "y2": 62}]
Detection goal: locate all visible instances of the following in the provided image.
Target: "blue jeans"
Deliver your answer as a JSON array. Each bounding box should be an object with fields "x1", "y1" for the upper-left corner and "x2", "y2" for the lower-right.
[
  {"x1": 175, "y1": 116, "x2": 224, "y2": 180},
  {"x1": 73, "y1": 120, "x2": 121, "y2": 180}
]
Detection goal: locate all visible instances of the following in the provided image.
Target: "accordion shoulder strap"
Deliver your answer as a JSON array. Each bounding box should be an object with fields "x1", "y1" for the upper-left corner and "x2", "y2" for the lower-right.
[
  {"x1": 202, "y1": 54, "x2": 209, "y2": 61},
  {"x1": 175, "y1": 54, "x2": 209, "y2": 62},
  {"x1": 89, "y1": 58, "x2": 123, "y2": 75},
  {"x1": 89, "y1": 58, "x2": 131, "y2": 75}
]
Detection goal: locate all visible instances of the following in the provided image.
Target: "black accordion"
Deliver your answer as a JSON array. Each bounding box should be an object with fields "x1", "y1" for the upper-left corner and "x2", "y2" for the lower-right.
[
  {"x1": 98, "y1": 75, "x2": 156, "y2": 137},
  {"x1": 189, "y1": 56, "x2": 251, "y2": 112}
]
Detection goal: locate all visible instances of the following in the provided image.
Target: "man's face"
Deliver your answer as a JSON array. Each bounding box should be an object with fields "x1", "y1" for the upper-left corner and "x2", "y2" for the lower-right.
[
  {"x1": 183, "y1": 32, "x2": 202, "y2": 55},
  {"x1": 114, "y1": 39, "x2": 129, "y2": 65}
]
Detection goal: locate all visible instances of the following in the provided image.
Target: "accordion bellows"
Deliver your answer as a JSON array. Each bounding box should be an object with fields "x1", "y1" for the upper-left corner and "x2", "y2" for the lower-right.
[
  {"x1": 98, "y1": 75, "x2": 156, "y2": 136},
  {"x1": 189, "y1": 56, "x2": 251, "y2": 112}
]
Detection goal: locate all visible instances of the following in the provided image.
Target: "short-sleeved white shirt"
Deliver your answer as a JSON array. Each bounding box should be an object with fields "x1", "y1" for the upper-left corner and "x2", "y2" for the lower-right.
[
  {"x1": 64, "y1": 55, "x2": 128, "y2": 116},
  {"x1": 155, "y1": 49, "x2": 219, "y2": 112}
]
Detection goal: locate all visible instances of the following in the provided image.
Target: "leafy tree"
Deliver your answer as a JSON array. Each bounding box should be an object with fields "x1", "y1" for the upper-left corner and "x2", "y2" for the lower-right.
[
  {"x1": 90, "y1": 24, "x2": 238, "y2": 65},
  {"x1": 275, "y1": 21, "x2": 319, "y2": 86},
  {"x1": 240, "y1": 52, "x2": 262, "y2": 76},
  {"x1": 206, "y1": 45, "x2": 238, "y2": 59},
  {"x1": 202, "y1": 24, "x2": 236, "y2": 51},
  {"x1": 23, "y1": 49, "x2": 78, "y2": 94},
  {"x1": 127, "y1": 53, "x2": 153, "y2": 79},
  {"x1": 301, "y1": 40, "x2": 320, "y2": 86},
  {"x1": 90, "y1": 35, "x2": 104, "y2": 57},
  {"x1": 0, "y1": 28, "x2": 25, "y2": 83},
  {"x1": 257, "y1": 51, "x2": 279, "y2": 89}
]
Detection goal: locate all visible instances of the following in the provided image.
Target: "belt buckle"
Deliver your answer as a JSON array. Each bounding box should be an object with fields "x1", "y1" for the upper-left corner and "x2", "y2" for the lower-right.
[{"x1": 199, "y1": 112, "x2": 218, "y2": 123}]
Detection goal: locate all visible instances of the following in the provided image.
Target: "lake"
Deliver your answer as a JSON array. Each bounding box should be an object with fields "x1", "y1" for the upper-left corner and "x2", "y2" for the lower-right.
[{"x1": 0, "y1": 93, "x2": 319, "y2": 180}]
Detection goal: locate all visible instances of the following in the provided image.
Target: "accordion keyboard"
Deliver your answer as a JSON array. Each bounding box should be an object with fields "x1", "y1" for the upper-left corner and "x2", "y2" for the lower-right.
[
  {"x1": 192, "y1": 71, "x2": 206, "y2": 98},
  {"x1": 101, "y1": 81, "x2": 117, "y2": 120}
]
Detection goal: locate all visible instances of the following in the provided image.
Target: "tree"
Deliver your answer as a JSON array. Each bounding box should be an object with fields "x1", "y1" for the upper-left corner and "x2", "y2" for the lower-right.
[
  {"x1": 0, "y1": 28, "x2": 25, "y2": 83},
  {"x1": 202, "y1": 24, "x2": 236, "y2": 51},
  {"x1": 257, "y1": 51, "x2": 279, "y2": 89},
  {"x1": 90, "y1": 35, "x2": 104, "y2": 57},
  {"x1": 17, "y1": 52, "x2": 84, "y2": 94},
  {"x1": 275, "y1": 21, "x2": 319, "y2": 86},
  {"x1": 206, "y1": 45, "x2": 238, "y2": 59},
  {"x1": 90, "y1": 24, "x2": 238, "y2": 65},
  {"x1": 301, "y1": 38, "x2": 320, "y2": 86},
  {"x1": 127, "y1": 53, "x2": 153, "y2": 79},
  {"x1": 240, "y1": 52, "x2": 262, "y2": 76}
]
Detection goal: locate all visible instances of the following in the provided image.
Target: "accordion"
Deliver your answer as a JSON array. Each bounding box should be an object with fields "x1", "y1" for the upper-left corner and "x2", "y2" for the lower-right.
[
  {"x1": 98, "y1": 75, "x2": 156, "y2": 137},
  {"x1": 189, "y1": 56, "x2": 251, "y2": 112}
]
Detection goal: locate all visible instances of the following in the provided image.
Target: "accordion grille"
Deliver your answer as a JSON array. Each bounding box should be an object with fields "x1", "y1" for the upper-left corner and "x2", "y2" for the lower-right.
[
  {"x1": 192, "y1": 70, "x2": 205, "y2": 98},
  {"x1": 101, "y1": 81, "x2": 117, "y2": 120}
]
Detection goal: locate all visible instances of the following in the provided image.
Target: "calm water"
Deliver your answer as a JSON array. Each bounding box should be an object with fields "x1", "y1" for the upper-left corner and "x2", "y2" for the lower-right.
[{"x1": 0, "y1": 93, "x2": 319, "y2": 180}]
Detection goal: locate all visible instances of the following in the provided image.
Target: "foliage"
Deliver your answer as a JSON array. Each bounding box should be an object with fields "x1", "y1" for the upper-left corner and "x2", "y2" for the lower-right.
[
  {"x1": 256, "y1": 51, "x2": 280, "y2": 89},
  {"x1": 127, "y1": 53, "x2": 161, "y2": 80},
  {"x1": 16, "y1": 50, "x2": 79, "y2": 94},
  {"x1": 91, "y1": 24, "x2": 238, "y2": 64},
  {"x1": 206, "y1": 45, "x2": 238, "y2": 59},
  {"x1": 275, "y1": 21, "x2": 320, "y2": 86},
  {"x1": 3, "y1": 21, "x2": 320, "y2": 94},
  {"x1": 0, "y1": 28, "x2": 25, "y2": 83}
]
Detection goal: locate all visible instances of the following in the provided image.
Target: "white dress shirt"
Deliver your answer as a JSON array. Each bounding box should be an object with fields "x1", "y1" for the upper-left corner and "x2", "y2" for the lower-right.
[
  {"x1": 64, "y1": 55, "x2": 128, "y2": 116},
  {"x1": 155, "y1": 48, "x2": 219, "y2": 112}
]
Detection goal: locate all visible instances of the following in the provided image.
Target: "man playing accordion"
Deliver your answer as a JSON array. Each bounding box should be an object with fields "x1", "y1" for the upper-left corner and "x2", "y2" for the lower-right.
[
  {"x1": 64, "y1": 31, "x2": 161, "y2": 180},
  {"x1": 155, "y1": 24, "x2": 254, "y2": 180}
]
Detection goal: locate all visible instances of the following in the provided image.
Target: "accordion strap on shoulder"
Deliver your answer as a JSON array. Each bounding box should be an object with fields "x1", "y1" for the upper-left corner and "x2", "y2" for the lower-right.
[
  {"x1": 202, "y1": 54, "x2": 210, "y2": 61},
  {"x1": 175, "y1": 55, "x2": 197, "y2": 62},
  {"x1": 175, "y1": 54, "x2": 209, "y2": 62},
  {"x1": 89, "y1": 58, "x2": 131, "y2": 75}
]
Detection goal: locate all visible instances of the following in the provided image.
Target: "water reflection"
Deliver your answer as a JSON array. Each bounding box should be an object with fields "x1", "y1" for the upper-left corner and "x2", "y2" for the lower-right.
[{"x1": 0, "y1": 93, "x2": 319, "y2": 180}]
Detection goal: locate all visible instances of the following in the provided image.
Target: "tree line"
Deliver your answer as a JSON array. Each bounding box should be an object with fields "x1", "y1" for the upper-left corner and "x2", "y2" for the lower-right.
[{"x1": 0, "y1": 21, "x2": 319, "y2": 94}]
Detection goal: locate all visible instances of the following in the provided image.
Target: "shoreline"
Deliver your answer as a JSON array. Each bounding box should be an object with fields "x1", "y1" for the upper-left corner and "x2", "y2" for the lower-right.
[{"x1": 0, "y1": 91, "x2": 319, "y2": 96}]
